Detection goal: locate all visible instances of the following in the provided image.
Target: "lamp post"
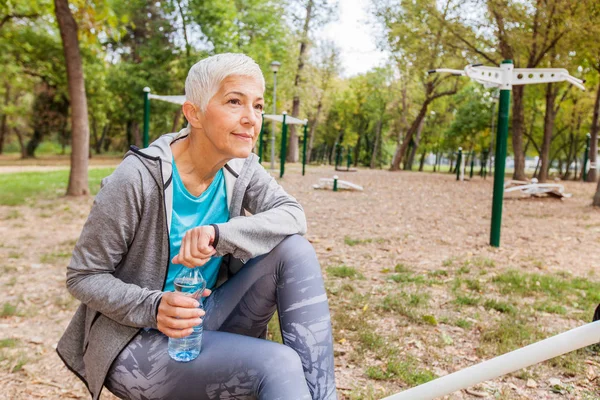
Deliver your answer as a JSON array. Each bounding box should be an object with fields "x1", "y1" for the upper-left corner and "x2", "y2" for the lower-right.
[{"x1": 270, "y1": 61, "x2": 281, "y2": 171}]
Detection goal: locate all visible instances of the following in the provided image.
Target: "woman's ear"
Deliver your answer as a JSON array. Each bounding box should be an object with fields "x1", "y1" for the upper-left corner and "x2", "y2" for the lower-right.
[{"x1": 182, "y1": 101, "x2": 202, "y2": 128}]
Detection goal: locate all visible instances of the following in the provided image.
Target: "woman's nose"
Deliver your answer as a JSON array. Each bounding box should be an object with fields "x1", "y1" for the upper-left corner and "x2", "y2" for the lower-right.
[{"x1": 241, "y1": 107, "x2": 259, "y2": 126}]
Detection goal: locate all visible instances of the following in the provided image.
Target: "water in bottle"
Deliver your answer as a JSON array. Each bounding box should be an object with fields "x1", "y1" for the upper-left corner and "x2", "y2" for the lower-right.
[{"x1": 168, "y1": 267, "x2": 206, "y2": 362}]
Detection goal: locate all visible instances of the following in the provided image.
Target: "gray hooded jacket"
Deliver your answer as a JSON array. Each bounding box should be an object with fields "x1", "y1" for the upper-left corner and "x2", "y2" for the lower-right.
[{"x1": 56, "y1": 129, "x2": 307, "y2": 399}]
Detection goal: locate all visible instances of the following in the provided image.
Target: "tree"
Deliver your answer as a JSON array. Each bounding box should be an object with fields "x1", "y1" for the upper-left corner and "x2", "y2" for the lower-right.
[
  {"x1": 286, "y1": 0, "x2": 336, "y2": 162},
  {"x1": 373, "y1": 0, "x2": 463, "y2": 171},
  {"x1": 54, "y1": 0, "x2": 89, "y2": 195},
  {"x1": 447, "y1": 0, "x2": 582, "y2": 180}
]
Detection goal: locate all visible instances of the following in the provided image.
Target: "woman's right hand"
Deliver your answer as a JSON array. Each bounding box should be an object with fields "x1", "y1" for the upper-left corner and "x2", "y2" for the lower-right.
[{"x1": 156, "y1": 291, "x2": 210, "y2": 338}]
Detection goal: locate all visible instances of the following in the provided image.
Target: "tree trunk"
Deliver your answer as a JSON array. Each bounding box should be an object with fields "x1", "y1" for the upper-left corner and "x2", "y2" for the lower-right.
[
  {"x1": 287, "y1": 0, "x2": 313, "y2": 163},
  {"x1": 25, "y1": 129, "x2": 43, "y2": 157},
  {"x1": 132, "y1": 121, "x2": 141, "y2": 147},
  {"x1": 171, "y1": 109, "x2": 182, "y2": 132},
  {"x1": 511, "y1": 85, "x2": 527, "y2": 180},
  {"x1": 404, "y1": 116, "x2": 424, "y2": 170},
  {"x1": 370, "y1": 119, "x2": 382, "y2": 169},
  {"x1": 95, "y1": 123, "x2": 109, "y2": 154},
  {"x1": 0, "y1": 83, "x2": 10, "y2": 154},
  {"x1": 55, "y1": 0, "x2": 89, "y2": 196},
  {"x1": 539, "y1": 83, "x2": 556, "y2": 182},
  {"x1": 418, "y1": 150, "x2": 427, "y2": 172},
  {"x1": 390, "y1": 77, "x2": 408, "y2": 171},
  {"x1": 594, "y1": 179, "x2": 600, "y2": 206},
  {"x1": 352, "y1": 134, "x2": 361, "y2": 167},
  {"x1": 391, "y1": 101, "x2": 429, "y2": 171},
  {"x1": 13, "y1": 127, "x2": 27, "y2": 158},
  {"x1": 588, "y1": 81, "x2": 600, "y2": 182},
  {"x1": 306, "y1": 98, "x2": 323, "y2": 163}
]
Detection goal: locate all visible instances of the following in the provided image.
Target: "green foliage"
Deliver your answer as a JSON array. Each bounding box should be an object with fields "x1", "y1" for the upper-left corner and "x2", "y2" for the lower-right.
[
  {"x1": 0, "y1": 168, "x2": 114, "y2": 206},
  {"x1": 326, "y1": 265, "x2": 361, "y2": 279}
]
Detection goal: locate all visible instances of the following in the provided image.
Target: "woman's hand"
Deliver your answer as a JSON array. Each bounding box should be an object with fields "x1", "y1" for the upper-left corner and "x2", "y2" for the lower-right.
[
  {"x1": 172, "y1": 225, "x2": 217, "y2": 268},
  {"x1": 156, "y1": 289, "x2": 211, "y2": 338}
]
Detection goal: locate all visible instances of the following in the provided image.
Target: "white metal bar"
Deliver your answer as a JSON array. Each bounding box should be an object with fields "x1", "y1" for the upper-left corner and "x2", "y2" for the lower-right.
[{"x1": 382, "y1": 321, "x2": 600, "y2": 400}]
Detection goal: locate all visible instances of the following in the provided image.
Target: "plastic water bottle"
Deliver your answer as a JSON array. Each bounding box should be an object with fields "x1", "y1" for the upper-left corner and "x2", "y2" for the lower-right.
[{"x1": 168, "y1": 267, "x2": 207, "y2": 362}]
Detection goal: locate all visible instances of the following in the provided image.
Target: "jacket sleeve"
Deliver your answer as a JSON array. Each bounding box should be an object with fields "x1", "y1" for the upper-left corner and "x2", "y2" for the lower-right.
[
  {"x1": 65, "y1": 157, "x2": 163, "y2": 329},
  {"x1": 213, "y1": 163, "x2": 307, "y2": 260}
]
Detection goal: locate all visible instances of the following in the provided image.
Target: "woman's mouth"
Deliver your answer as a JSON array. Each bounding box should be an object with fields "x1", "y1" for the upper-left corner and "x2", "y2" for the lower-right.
[{"x1": 232, "y1": 133, "x2": 253, "y2": 142}]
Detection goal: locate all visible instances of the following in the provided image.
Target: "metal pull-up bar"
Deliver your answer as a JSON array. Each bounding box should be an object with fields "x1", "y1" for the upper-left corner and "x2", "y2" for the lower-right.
[{"x1": 429, "y1": 62, "x2": 584, "y2": 247}]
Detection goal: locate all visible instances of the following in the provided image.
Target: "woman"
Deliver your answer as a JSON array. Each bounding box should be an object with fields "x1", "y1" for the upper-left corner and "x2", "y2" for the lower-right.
[{"x1": 57, "y1": 53, "x2": 337, "y2": 400}]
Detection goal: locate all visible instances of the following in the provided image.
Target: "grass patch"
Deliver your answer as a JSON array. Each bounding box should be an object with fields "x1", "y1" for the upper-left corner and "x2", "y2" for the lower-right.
[
  {"x1": 0, "y1": 338, "x2": 19, "y2": 348},
  {"x1": 454, "y1": 295, "x2": 480, "y2": 307},
  {"x1": 394, "y1": 264, "x2": 412, "y2": 273},
  {"x1": 267, "y1": 311, "x2": 282, "y2": 344},
  {"x1": 428, "y1": 270, "x2": 448, "y2": 278},
  {"x1": 40, "y1": 251, "x2": 71, "y2": 264},
  {"x1": 409, "y1": 293, "x2": 430, "y2": 306},
  {"x1": 366, "y1": 355, "x2": 436, "y2": 385},
  {"x1": 388, "y1": 265, "x2": 429, "y2": 285},
  {"x1": 455, "y1": 318, "x2": 473, "y2": 329},
  {"x1": 465, "y1": 279, "x2": 482, "y2": 292},
  {"x1": 478, "y1": 317, "x2": 542, "y2": 357},
  {"x1": 483, "y1": 299, "x2": 516, "y2": 314},
  {"x1": 492, "y1": 270, "x2": 600, "y2": 311},
  {"x1": 0, "y1": 168, "x2": 114, "y2": 206},
  {"x1": 327, "y1": 265, "x2": 362, "y2": 279},
  {"x1": 534, "y1": 301, "x2": 567, "y2": 315},
  {"x1": 0, "y1": 303, "x2": 18, "y2": 318},
  {"x1": 1, "y1": 210, "x2": 20, "y2": 220},
  {"x1": 421, "y1": 314, "x2": 438, "y2": 326}
]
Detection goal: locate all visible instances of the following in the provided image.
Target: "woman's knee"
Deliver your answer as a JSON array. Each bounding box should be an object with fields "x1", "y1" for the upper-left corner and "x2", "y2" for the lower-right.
[{"x1": 272, "y1": 235, "x2": 317, "y2": 264}]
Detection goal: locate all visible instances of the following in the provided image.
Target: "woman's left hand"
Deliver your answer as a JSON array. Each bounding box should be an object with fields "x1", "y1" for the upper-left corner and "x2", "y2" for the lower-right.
[{"x1": 172, "y1": 225, "x2": 217, "y2": 268}]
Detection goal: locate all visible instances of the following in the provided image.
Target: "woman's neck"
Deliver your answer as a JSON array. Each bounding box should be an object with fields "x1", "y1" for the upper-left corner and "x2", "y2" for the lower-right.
[{"x1": 171, "y1": 130, "x2": 230, "y2": 196}]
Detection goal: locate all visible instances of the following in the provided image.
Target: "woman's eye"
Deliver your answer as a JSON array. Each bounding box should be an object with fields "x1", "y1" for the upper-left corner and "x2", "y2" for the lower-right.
[
  {"x1": 255, "y1": 104, "x2": 264, "y2": 111},
  {"x1": 228, "y1": 99, "x2": 242, "y2": 105}
]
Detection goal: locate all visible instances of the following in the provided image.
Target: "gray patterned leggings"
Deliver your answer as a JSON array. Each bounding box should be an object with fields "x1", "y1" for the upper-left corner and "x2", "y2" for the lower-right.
[{"x1": 105, "y1": 235, "x2": 337, "y2": 400}]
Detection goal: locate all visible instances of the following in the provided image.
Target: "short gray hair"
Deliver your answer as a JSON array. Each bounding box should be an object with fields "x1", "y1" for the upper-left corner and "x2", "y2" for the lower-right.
[{"x1": 185, "y1": 53, "x2": 265, "y2": 112}]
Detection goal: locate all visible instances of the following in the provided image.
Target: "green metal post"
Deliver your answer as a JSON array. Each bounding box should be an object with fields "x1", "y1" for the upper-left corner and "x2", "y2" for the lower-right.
[
  {"x1": 583, "y1": 133, "x2": 591, "y2": 181},
  {"x1": 302, "y1": 123, "x2": 308, "y2": 176},
  {"x1": 490, "y1": 60, "x2": 513, "y2": 247},
  {"x1": 334, "y1": 143, "x2": 341, "y2": 170},
  {"x1": 279, "y1": 113, "x2": 288, "y2": 178},
  {"x1": 347, "y1": 146, "x2": 352, "y2": 170},
  {"x1": 258, "y1": 114, "x2": 265, "y2": 161},
  {"x1": 456, "y1": 147, "x2": 462, "y2": 181},
  {"x1": 143, "y1": 87, "x2": 151, "y2": 148},
  {"x1": 469, "y1": 151, "x2": 475, "y2": 179},
  {"x1": 333, "y1": 175, "x2": 338, "y2": 192}
]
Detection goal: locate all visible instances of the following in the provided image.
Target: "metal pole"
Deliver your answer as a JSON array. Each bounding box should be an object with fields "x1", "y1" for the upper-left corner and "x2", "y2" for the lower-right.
[
  {"x1": 583, "y1": 133, "x2": 591, "y2": 181},
  {"x1": 333, "y1": 175, "x2": 338, "y2": 192},
  {"x1": 470, "y1": 151, "x2": 475, "y2": 179},
  {"x1": 279, "y1": 112, "x2": 287, "y2": 178},
  {"x1": 143, "y1": 87, "x2": 151, "y2": 148},
  {"x1": 347, "y1": 146, "x2": 352, "y2": 170},
  {"x1": 258, "y1": 113, "x2": 265, "y2": 161},
  {"x1": 302, "y1": 123, "x2": 308, "y2": 176},
  {"x1": 456, "y1": 147, "x2": 462, "y2": 181},
  {"x1": 271, "y1": 72, "x2": 277, "y2": 170},
  {"x1": 490, "y1": 60, "x2": 513, "y2": 247}
]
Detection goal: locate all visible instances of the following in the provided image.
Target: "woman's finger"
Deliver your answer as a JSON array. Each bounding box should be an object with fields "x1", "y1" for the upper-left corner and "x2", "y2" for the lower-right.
[{"x1": 162, "y1": 327, "x2": 195, "y2": 339}]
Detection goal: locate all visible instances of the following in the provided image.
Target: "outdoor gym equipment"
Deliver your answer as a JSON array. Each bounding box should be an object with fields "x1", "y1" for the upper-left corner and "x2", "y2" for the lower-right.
[
  {"x1": 454, "y1": 148, "x2": 489, "y2": 181},
  {"x1": 312, "y1": 176, "x2": 363, "y2": 191},
  {"x1": 382, "y1": 320, "x2": 600, "y2": 400},
  {"x1": 504, "y1": 178, "x2": 571, "y2": 199},
  {"x1": 261, "y1": 112, "x2": 308, "y2": 178},
  {"x1": 429, "y1": 62, "x2": 585, "y2": 247},
  {"x1": 334, "y1": 144, "x2": 357, "y2": 172},
  {"x1": 141, "y1": 89, "x2": 309, "y2": 178}
]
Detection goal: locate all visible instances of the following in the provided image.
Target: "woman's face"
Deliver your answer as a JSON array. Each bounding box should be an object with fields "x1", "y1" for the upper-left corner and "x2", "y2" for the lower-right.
[{"x1": 198, "y1": 74, "x2": 264, "y2": 160}]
